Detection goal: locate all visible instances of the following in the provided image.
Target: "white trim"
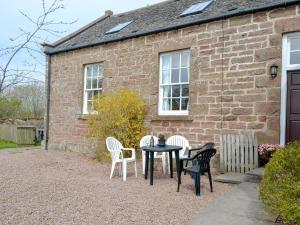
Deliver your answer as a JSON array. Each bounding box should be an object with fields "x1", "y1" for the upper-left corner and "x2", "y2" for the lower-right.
[
  {"x1": 280, "y1": 35, "x2": 288, "y2": 145},
  {"x1": 83, "y1": 63, "x2": 103, "y2": 114},
  {"x1": 280, "y1": 32, "x2": 300, "y2": 145},
  {"x1": 158, "y1": 50, "x2": 190, "y2": 116}
]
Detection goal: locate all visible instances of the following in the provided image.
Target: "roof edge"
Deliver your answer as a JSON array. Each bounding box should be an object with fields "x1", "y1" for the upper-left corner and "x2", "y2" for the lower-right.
[
  {"x1": 45, "y1": 10, "x2": 113, "y2": 49},
  {"x1": 45, "y1": 0, "x2": 300, "y2": 55}
]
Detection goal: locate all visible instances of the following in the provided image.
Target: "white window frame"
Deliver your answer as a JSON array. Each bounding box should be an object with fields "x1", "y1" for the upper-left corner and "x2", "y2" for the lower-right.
[
  {"x1": 280, "y1": 32, "x2": 300, "y2": 145},
  {"x1": 158, "y1": 50, "x2": 190, "y2": 116},
  {"x1": 83, "y1": 63, "x2": 103, "y2": 114}
]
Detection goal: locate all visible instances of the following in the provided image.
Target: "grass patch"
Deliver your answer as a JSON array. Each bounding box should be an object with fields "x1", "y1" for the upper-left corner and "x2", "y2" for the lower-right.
[{"x1": 0, "y1": 139, "x2": 17, "y2": 149}]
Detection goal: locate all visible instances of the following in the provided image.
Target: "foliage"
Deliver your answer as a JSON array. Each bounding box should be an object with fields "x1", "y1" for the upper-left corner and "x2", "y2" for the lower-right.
[
  {"x1": 8, "y1": 83, "x2": 45, "y2": 119},
  {"x1": 0, "y1": 97, "x2": 22, "y2": 119},
  {"x1": 0, "y1": 139, "x2": 17, "y2": 149},
  {"x1": 87, "y1": 89, "x2": 147, "y2": 158},
  {"x1": 260, "y1": 142, "x2": 300, "y2": 225}
]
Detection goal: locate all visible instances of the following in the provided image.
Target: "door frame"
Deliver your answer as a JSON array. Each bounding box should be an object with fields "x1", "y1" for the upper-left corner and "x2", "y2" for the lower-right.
[{"x1": 280, "y1": 32, "x2": 300, "y2": 145}]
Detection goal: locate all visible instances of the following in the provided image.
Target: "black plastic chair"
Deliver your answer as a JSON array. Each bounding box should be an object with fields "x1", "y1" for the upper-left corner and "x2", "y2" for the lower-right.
[
  {"x1": 187, "y1": 142, "x2": 215, "y2": 158},
  {"x1": 183, "y1": 142, "x2": 215, "y2": 174},
  {"x1": 178, "y1": 148, "x2": 216, "y2": 196}
]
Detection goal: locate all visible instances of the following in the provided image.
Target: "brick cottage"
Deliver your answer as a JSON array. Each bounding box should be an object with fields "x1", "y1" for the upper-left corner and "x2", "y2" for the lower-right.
[{"x1": 43, "y1": 0, "x2": 300, "y2": 163}]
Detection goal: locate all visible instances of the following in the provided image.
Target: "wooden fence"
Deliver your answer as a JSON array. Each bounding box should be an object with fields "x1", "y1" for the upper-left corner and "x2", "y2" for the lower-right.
[
  {"x1": 220, "y1": 134, "x2": 259, "y2": 173},
  {"x1": 0, "y1": 124, "x2": 36, "y2": 145}
]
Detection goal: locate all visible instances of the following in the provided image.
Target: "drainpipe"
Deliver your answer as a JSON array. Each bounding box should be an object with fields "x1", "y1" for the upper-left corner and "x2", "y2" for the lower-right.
[{"x1": 44, "y1": 54, "x2": 51, "y2": 150}]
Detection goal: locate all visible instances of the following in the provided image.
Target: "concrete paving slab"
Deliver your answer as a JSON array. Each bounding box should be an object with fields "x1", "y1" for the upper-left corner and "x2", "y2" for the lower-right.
[
  {"x1": 214, "y1": 173, "x2": 247, "y2": 184},
  {"x1": 187, "y1": 182, "x2": 275, "y2": 225},
  {"x1": 246, "y1": 167, "x2": 264, "y2": 179}
]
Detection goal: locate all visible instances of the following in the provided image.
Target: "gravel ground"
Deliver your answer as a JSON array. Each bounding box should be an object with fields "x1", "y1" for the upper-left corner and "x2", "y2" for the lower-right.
[{"x1": 0, "y1": 148, "x2": 232, "y2": 225}]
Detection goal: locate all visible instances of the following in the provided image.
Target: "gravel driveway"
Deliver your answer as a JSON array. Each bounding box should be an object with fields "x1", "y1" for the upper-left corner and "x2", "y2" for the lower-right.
[{"x1": 0, "y1": 148, "x2": 232, "y2": 225}]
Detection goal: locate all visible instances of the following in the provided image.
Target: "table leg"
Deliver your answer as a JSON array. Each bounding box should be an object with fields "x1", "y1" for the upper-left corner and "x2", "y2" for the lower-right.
[
  {"x1": 150, "y1": 151, "x2": 154, "y2": 185},
  {"x1": 175, "y1": 150, "x2": 181, "y2": 192},
  {"x1": 145, "y1": 151, "x2": 149, "y2": 180},
  {"x1": 169, "y1": 151, "x2": 173, "y2": 178}
]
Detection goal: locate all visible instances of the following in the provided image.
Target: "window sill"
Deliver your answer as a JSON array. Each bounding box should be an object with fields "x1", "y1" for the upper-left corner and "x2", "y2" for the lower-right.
[
  {"x1": 77, "y1": 114, "x2": 89, "y2": 120},
  {"x1": 151, "y1": 115, "x2": 193, "y2": 122}
]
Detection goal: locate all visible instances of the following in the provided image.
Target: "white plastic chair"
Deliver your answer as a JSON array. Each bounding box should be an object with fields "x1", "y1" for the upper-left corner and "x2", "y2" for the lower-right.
[
  {"x1": 166, "y1": 135, "x2": 191, "y2": 174},
  {"x1": 140, "y1": 135, "x2": 167, "y2": 175},
  {"x1": 106, "y1": 137, "x2": 137, "y2": 181}
]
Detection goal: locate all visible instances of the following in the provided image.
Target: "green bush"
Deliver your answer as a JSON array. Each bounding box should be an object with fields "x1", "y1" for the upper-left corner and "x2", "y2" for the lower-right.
[
  {"x1": 0, "y1": 97, "x2": 22, "y2": 119},
  {"x1": 260, "y1": 142, "x2": 300, "y2": 225},
  {"x1": 87, "y1": 89, "x2": 147, "y2": 159}
]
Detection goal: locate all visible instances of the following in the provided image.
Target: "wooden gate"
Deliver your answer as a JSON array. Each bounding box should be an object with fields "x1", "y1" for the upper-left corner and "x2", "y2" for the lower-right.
[{"x1": 220, "y1": 134, "x2": 259, "y2": 173}]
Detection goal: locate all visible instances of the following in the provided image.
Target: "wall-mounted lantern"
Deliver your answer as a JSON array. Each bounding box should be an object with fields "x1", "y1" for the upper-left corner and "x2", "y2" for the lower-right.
[{"x1": 270, "y1": 64, "x2": 278, "y2": 79}]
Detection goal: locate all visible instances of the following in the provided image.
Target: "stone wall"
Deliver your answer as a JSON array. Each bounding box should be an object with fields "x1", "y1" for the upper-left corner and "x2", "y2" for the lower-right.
[{"x1": 48, "y1": 5, "x2": 300, "y2": 159}]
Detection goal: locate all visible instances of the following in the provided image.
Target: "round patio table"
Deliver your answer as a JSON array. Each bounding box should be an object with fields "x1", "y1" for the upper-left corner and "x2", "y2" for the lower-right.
[{"x1": 142, "y1": 145, "x2": 182, "y2": 191}]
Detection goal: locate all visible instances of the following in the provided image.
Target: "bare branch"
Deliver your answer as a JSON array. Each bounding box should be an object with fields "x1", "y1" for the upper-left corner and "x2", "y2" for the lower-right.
[{"x1": 0, "y1": 0, "x2": 76, "y2": 93}]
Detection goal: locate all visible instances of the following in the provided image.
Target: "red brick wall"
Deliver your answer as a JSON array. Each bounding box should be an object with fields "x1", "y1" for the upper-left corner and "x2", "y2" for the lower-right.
[{"x1": 48, "y1": 5, "x2": 300, "y2": 159}]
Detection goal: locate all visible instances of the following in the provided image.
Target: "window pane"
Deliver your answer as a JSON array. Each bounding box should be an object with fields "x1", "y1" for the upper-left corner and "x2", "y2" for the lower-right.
[
  {"x1": 181, "y1": 98, "x2": 189, "y2": 110},
  {"x1": 163, "y1": 86, "x2": 171, "y2": 98},
  {"x1": 172, "y1": 98, "x2": 180, "y2": 110},
  {"x1": 162, "y1": 70, "x2": 170, "y2": 84},
  {"x1": 86, "y1": 78, "x2": 92, "y2": 89},
  {"x1": 171, "y1": 69, "x2": 180, "y2": 83},
  {"x1": 88, "y1": 91, "x2": 93, "y2": 100},
  {"x1": 172, "y1": 85, "x2": 180, "y2": 97},
  {"x1": 290, "y1": 51, "x2": 300, "y2": 65},
  {"x1": 163, "y1": 99, "x2": 171, "y2": 110},
  {"x1": 92, "y1": 78, "x2": 97, "y2": 89},
  {"x1": 98, "y1": 78, "x2": 103, "y2": 89},
  {"x1": 87, "y1": 66, "x2": 92, "y2": 77},
  {"x1": 290, "y1": 37, "x2": 300, "y2": 51},
  {"x1": 181, "y1": 68, "x2": 189, "y2": 82},
  {"x1": 87, "y1": 101, "x2": 93, "y2": 111},
  {"x1": 93, "y1": 65, "x2": 99, "y2": 76},
  {"x1": 171, "y1": 53, "x2": 180, "y2": 68},
  {"x1": 99, "y1": 66, "x2": 103, "y2": 77},
  {"x1": 182, "y1": 84, "x2": 189, "y2": 97},
  {"x1": 94, "y1": 90, "x2": 100, "y2": 99},
  {"x1": 181, "y1": 52, "x2": 190, "y2": 67},
  {"x1": 162, "y1": 55, "x2": 171, "y2": 70}
]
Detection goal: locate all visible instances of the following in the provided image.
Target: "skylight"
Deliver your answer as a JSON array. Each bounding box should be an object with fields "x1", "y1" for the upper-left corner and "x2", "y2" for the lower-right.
[
  {"x1": 105, "y1": 21, "x2": 133, "y2": 34},
  {"x1": 180, "y1": 0, "x2": 213, "y2": 17}
]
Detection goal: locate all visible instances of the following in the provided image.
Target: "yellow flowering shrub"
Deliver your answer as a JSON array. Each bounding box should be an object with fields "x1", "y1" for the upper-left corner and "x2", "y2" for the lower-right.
[{"x1": 87, "y1": 89, "x2": 147, "y2": 158}]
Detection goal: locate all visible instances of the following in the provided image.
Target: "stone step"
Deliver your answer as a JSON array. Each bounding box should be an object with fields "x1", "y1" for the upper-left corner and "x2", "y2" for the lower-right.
[
  {"x1": 246, "y1": 167, "x2": 264, "y2": 179},
  {"x1": 214, "y1": 168, "x2": 265, "y2": 184},
  {"x1": 214, "y1": 173, "x2": 247, "y2": 184}
]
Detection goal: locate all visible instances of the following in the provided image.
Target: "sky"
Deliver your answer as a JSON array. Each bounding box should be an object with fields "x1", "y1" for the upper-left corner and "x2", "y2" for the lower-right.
[{"x1": 0, "y1": 0, "x2": 164, "y2": 82}]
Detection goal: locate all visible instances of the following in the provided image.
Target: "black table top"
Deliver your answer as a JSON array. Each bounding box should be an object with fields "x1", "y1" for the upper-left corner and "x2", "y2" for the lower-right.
[{"x1": 141, "y1": 145, "x2": 182, "y2": 152}]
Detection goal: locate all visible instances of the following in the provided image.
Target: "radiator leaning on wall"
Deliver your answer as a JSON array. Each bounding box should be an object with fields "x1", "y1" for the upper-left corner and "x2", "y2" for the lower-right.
[{"x1": 220, "y1": 134, "x2": 259, "y2": 174}]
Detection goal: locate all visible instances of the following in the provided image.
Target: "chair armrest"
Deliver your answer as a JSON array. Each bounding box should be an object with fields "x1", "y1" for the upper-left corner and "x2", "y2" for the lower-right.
[
  {"x1": 122, "y1": 148, "x2": 135, "y2": 151},
  {"x1": 180, "y1": 156, "x2": 194, "y2": 162},
  {"x1": 188, "y1": 148, "x2": 202, "y2": 158}
]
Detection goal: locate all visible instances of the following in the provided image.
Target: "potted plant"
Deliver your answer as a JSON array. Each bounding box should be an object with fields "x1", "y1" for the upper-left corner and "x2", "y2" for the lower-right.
[
  {"x1": 257, "y1": 144, "x2": 281, "y2": 166},
  {"x1": 158, "y1": 134, "x2": 166, "y2": 147}
]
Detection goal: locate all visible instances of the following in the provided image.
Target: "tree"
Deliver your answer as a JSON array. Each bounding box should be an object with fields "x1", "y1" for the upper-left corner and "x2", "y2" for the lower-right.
[
  {"x1": 0, "y1": 0, "x2": 75, "y2": 94},
  {"x1": 7, "y1": 82, "x2": 45, "y2": 119}
]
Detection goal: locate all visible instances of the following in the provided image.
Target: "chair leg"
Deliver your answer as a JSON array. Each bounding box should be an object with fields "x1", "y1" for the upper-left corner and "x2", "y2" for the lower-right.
[
  {"x1": 142, "y1": 152, "x2": 145, "y2": 175},
  {"x1": 167, "y1": 154, "x2": 171, "y2": 175},
  {"x1": 177, "y1": 169, "x2": 182, "y2": 192},
  {"x1": 110, "y1": 162, "x2": 116, "y2": 179},
  {"x1": 134, "y1": 161, "x2": 137, "y2": 178},
  {"x1": 122, "y1": 161, "x2": 127, "y2": 182},
  {"x1": 162, "y1": 156, "x2": 166, "y2": 175},
  {"x1": 208, "y1": 168, "x2": 213, "y2": 192},
  {"x1": 194, "y1": 174, "x2": 200, "y2": 196}
]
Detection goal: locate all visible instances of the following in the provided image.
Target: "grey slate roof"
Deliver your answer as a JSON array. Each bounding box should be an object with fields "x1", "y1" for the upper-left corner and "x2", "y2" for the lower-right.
[{"x1": 45, "y1": 0, "x2": 300, "y2": 55}]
